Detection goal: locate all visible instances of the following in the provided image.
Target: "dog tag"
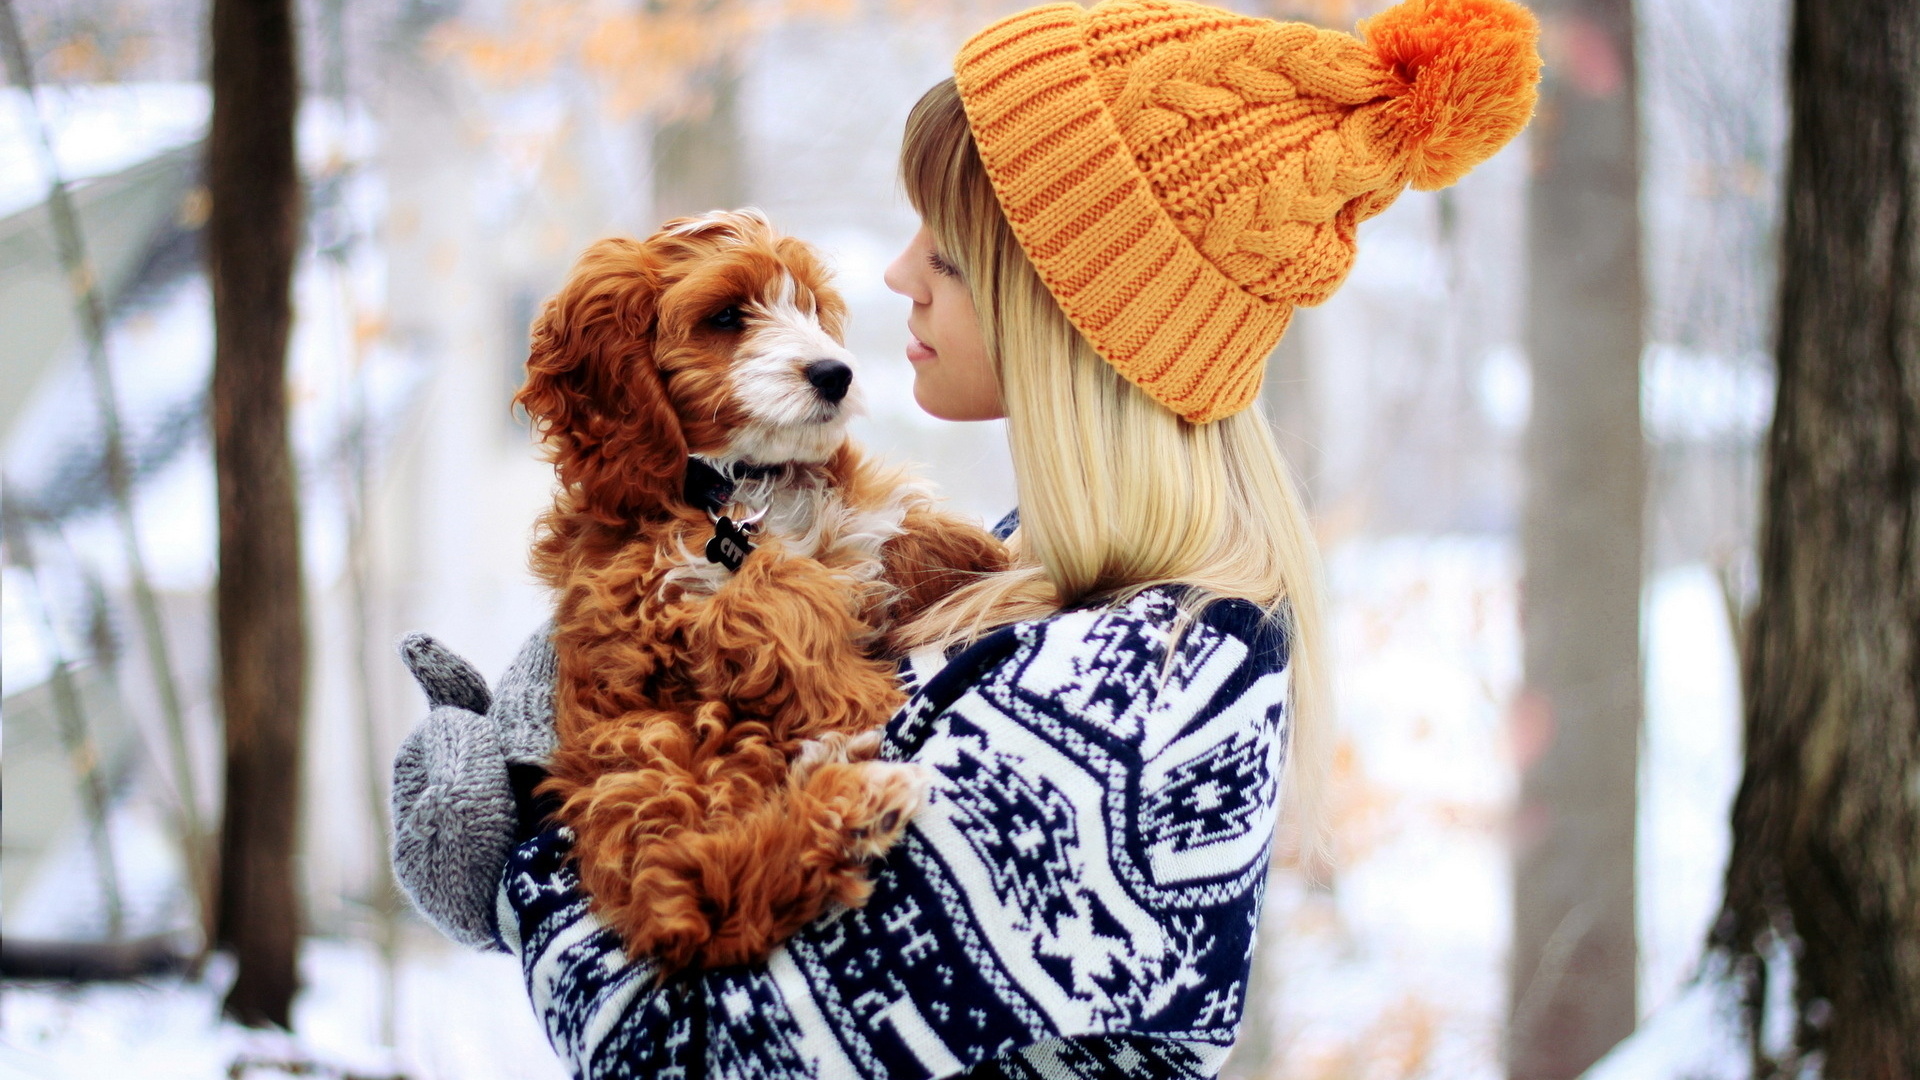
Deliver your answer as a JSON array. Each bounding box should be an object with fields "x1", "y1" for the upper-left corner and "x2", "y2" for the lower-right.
[{"x1": 705, "y1": 516, "x2": 755, "y2": 572}]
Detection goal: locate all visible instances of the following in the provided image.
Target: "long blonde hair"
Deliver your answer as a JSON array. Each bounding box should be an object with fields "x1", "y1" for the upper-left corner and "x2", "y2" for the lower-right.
[{"x1": 896, "y1": 78, "x2": 1330, "y2": 858}]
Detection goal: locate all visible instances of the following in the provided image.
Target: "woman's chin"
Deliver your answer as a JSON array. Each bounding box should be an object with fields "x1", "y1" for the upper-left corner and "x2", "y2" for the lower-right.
[{"x1": 911, "y1": 378, "x2": 956, "y2": 421}]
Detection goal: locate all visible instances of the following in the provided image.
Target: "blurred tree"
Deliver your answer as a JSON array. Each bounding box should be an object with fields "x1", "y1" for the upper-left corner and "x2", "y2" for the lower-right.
[
  {"x1": 1260, "y1": 0, "x2": 1359, "y2": 25},
  {"x1": 432, "y1": 0, "x2": 772, "y2": 124},
  {"x1": 652, "y1": 60, "x2": 747, "y2": 221},
  {"x1": 1712, "y1": 0, "x2": 1920, "y2": 1075},
  {"x1": 10, "y1": 0, "x2": 204, "y2": 83},
  {"x1": 1509, "y1": 0, "x2": 1644, "y2": 1076},
  {"x1": 207, "y1": 0, "x2": 306, "y2": 1028}
]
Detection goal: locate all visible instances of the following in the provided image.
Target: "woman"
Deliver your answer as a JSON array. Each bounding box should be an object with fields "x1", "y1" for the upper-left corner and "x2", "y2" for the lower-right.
[{"x1": 391, "y1": 1, "x2": 1540, "y2": 1076}]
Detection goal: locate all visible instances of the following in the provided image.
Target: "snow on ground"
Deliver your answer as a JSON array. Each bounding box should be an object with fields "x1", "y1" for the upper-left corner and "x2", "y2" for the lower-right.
[
  {"x1": 3, "y1": 784, "x2": 557, "y2": 1079},
  {"x1": 1638, "y1": 564, "x2": 1744, "y2": 1020},
  {"x1": 1, "y1": 932, "x2": 561, "y2": 1080},
  {"x1": 1582, "y1": 969, "x2": 1749, "y2": 1080}
]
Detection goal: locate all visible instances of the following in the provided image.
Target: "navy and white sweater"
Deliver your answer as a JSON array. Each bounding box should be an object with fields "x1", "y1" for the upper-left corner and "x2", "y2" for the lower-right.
[{"x1": 392, "y1": 575, "x2": 1293, "y2": 1080}]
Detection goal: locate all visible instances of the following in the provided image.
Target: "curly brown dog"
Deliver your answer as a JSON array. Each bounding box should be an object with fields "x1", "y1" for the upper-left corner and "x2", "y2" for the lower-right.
[{"x1": 517, "y1": 209, "x2": 1007, "y2": 975}]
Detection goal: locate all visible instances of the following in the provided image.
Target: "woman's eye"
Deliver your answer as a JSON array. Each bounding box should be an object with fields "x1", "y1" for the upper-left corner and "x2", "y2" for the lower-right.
[
  {"x1": 927, "y1": 251, "x2": 959, "y2": 278},
  {"x1": 707, "y1": 306, "x2": 744, "y2": 329}
]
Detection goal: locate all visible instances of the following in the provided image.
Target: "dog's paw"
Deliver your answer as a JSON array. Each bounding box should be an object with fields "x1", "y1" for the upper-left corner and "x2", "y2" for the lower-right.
[
  {"x1": 841, "y1": 762, "x2": 931, "y2": 862},
  {"x1": 789, "y1": 735, "x2": 839, "y2": 783},
  {"x1": 791, "y1": 728, "x2": 887, "y2": 782},
  {"x1": 842, "y1": 729, "x2": 885, "y2": 762}
]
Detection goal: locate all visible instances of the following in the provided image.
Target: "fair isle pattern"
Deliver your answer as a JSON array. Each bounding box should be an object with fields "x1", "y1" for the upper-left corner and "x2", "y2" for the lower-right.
[
  {"x1": 497, "y1": 587, "x2": 1290, "y2": 1079},
  {"x1": 960, "y1": 1036, "x2": 1223, "y2": 1080},
  {"x1": 952, "y1": 0, "x2": 1540, "y2": 422}
]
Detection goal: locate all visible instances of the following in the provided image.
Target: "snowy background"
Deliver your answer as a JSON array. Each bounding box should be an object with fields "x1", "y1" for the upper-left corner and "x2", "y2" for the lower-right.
[{"x1": 1, "y1": 0, "x2": 1785, "y2": 1076}]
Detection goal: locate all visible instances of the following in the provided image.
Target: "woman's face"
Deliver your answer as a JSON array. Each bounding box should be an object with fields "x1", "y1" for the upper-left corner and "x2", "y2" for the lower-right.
[{"x1": 883, "y1": 224, "x2": 1005, "y2": 421}]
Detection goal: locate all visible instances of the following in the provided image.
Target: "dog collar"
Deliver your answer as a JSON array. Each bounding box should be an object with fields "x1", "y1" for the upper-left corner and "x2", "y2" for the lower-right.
[
  {"x1": 684, "y1": 457, "x2": 738, "y2": 516},
  {"x1": 685, "y1": 457, "x2": 783, "y2": 572},
  {"x1": 683, "y1": 456, "x2": 784, "y2": 516}
]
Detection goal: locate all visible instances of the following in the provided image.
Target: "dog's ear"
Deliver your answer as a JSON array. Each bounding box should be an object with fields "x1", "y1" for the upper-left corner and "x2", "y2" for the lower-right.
[{"x1": 517, "y1": 237, "x2": 687, "y2": 524}]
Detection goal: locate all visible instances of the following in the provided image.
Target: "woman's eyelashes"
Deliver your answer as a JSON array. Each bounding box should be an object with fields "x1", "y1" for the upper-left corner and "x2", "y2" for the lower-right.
[{"x1": 926, "y1": 250, "x2": 959, "y2": 278}]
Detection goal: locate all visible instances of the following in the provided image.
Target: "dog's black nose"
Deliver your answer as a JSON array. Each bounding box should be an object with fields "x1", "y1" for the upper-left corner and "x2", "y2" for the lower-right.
[{"x1": 805, "y1": 359, "x2": 853, "y2": 404}]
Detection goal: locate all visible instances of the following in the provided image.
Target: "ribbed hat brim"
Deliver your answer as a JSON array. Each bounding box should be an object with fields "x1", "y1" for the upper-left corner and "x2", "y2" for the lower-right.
[{"x1": 955, "y1": 3, "x2": 1293, "y2": 424}]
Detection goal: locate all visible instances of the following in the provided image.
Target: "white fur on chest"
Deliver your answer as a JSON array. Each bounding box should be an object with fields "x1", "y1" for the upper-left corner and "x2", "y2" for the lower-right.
[{"x1": 660, "y1": 470, "x2": 922, "y2": 599}]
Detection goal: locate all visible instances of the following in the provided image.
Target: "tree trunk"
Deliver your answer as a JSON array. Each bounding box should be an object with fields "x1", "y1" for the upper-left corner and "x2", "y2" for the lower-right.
[
  {"x1": 207, "y1": 0, "x2": 306, "y2": 1029},
  {"x1": 1510, "y1": 1, "x2": 1645, "y2": 1076},
  {"x1": 651, "y1": 63, "x2": 746, "y2": 222},
  {"x1": 1712, "y1": 0, "x2": 1920, "y2": 1075}
]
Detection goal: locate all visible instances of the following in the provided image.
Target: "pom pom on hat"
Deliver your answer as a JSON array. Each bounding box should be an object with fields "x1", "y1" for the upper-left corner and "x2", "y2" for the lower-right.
[{"x1": 1361, "y1": 0, "x2": 1543, "y2": 190}]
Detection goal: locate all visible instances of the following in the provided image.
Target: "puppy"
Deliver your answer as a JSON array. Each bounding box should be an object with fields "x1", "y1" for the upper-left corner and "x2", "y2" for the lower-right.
[{"x1": 517, "y1": 209, "x2": 1006, "y2": 974}]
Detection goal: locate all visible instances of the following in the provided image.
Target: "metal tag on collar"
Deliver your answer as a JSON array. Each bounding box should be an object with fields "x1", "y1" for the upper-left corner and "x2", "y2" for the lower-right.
[{"x1": 705, "y1": 515, "x2": 755, "y2": 572}]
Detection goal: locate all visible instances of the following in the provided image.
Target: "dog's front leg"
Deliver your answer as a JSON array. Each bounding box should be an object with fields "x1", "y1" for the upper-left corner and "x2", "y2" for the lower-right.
[
  {"x1": 878, "y1": 505, "x2": 1012, "y2": 630},
  {"x1": 684, "y1": 539, "x2": 906, "y2": 744}
]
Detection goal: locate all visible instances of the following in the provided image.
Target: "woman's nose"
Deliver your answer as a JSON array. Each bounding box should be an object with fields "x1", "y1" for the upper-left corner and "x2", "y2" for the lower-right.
[
  {"x1": 883, "y1": 245, "x2": 920, "y2": 301},
  {"x1": 884, "y1": 227, "x2": 934, "y2": 303}
]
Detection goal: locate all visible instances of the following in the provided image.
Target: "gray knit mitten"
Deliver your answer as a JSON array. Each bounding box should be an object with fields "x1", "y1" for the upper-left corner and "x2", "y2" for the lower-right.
[
  {"x1": 481, "y1": 627, "x2": 560, "y2": 767},
  {"x1": 390, "y1": 627, "x2": 558, "y2": 951}
]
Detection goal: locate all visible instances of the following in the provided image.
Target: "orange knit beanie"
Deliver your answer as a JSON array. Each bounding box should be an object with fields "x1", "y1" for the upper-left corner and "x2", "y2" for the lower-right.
[{"x1": 953, "y1": 0, "x2": 1542, "y2": 422}]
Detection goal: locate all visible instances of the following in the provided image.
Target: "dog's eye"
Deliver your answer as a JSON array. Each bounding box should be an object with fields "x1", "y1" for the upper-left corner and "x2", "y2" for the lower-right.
[{"x1": 707, "y1": 306, "x2": 744, "y2": 330}]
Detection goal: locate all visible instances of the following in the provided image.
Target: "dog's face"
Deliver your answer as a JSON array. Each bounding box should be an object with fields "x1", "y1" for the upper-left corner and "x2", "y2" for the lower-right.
[
  {"x1": 518, "y1": 209, "x2": 861, "y2": 522},
  {"x1": 648, "y1": 210, "x2": 860, "y2": 468}
]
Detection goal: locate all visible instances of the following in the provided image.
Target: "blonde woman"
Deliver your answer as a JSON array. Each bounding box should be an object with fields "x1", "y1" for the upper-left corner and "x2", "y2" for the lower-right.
[{"x1": 390, "y1": 1, "x2": 1539, "y2": 1075}]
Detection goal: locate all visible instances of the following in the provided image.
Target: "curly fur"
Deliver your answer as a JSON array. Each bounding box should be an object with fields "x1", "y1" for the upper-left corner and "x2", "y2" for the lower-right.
[{"x1": 518, "y1": 209, "x2": 1007, "y2": 973}]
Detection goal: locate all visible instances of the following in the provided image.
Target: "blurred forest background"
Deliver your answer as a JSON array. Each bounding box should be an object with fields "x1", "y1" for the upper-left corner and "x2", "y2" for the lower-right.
[{"x1": 4, "y1": 0, "x2": 1902, "y2": 1076}]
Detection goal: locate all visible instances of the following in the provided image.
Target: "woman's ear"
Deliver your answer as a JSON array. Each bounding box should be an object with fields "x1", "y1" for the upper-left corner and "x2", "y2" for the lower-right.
[{"x1": 517, "y1": 237, "x2": 689, "y2": 524}]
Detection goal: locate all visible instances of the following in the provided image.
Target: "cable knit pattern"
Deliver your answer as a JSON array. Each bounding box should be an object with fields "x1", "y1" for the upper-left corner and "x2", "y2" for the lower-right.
[
  {"x1": 391, "y1": 703, "x2": 514, "y2": 950},
  {"x1": 488, "y1": 623, "x2": 561, "y2": 766},
  {"x1": 952, "y1": 0, "x2": 1540, "y2": 422}
]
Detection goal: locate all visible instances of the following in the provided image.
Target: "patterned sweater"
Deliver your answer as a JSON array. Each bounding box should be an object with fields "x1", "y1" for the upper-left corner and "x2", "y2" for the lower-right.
[{"x1": 393, "y1": 584, "x2": 1292, "y2": 1080}]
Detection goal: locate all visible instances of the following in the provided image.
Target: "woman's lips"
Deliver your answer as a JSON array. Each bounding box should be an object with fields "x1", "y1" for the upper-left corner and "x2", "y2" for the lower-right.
[{"x1": 906, "y1": 334, "x2": 937, "y2": 364}]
